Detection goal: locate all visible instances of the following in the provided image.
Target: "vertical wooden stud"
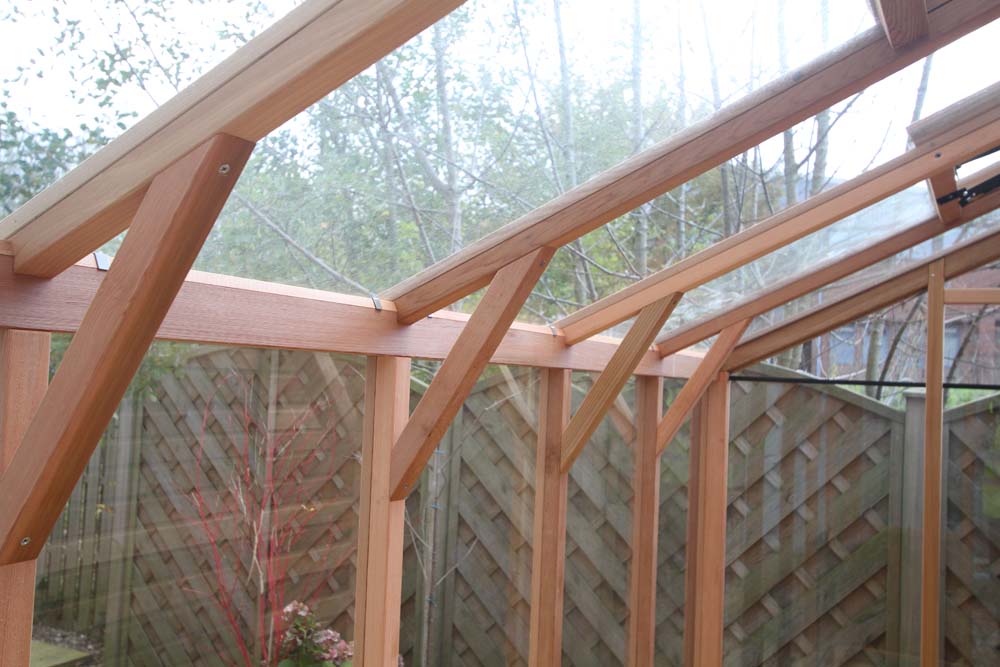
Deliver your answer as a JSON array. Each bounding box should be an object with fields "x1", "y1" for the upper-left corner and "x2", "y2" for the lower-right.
[
  {"x1": 0, "y1": 329, "x2": 51, "y2": 666},
  {"x1": 683, "y1": 372, "x2": 731, "y2": 667},
  {"x1": 627, "y1": 375, "x2": 663, "y2": 666},
  {"x1": 921, "y1": 259, "x2": 945, "y2": 666},
  {"x1": 528, "y1": 368, "x2": 571, "y2": 667},
  {"x1": 355, "y1": 355, "x2": 411, "y2": 666}
]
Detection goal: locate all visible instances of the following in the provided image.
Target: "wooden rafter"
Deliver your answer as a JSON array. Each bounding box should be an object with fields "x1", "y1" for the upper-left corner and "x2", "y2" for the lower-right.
[
  {"x1": 724, "y1": 223, "x2": 1000, "y2": 372},
  {"x1": 382, "y1": 0, "x2": 1000, "y2": 324},
  {"x1": 683, "y1": 372, "x2": 731, "y2": 667},
  {"x1": 655, "y1": 174, "x2": 1000, "y2": 357},
  {"x1": 654, "y1": 215, "x2": 952, "y2": 358},
  {"x1": 0, "y1": 251, "x2": 701, "y2": 378},
  {"x1": 389, "y1": 248, "x2": 554, "y2": 500},
  {"x1": 560, "y1": 293, "x2": 682, "y2": 473},
  {"x1": 555, "y1": 83, "x2": 1000, "y2": 343},
  {"x1": 656, "y1": 320, "x2": 749, "y2": 456},
  {"x1": 921, "y1": 259, "x2": 945, "y2": 667},
  {"x1": 874, "y1": 0, "x2": 930, "y2": 49},
  {"x1": 626, "y1": 375, "x2": 663, "y2": 667},
  {"x1": 528, "y1": 368, "x2": 571, "y2": 667},
  {"x1": 0, "y1": 134, "x2": 253, "y2": 562},
  {"x1": 0, "y1": 0, "x2": 465, "y2": 278}
]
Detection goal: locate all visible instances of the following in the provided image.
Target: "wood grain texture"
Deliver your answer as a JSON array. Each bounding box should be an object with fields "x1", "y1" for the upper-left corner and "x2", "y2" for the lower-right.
[
  {"x1": 726, "y1": 224, "x2": 1000, "y2": 371},
  {"x1": 943, "y1": 287, "x2": 1000, "y2": 304},
  {"x1": 0, "y1": 255, "x2": 700, "y2": 378},
  {"x1": 389, "y1": 247, "x2": 554, "y2": 500},
  {"x1": 0, "y1": 134, "x2": 253, "y2": 563},
  {"x1": 655, "y1": 214, "x2": 956, "y2": 357},
  {"x1": 528, "y1": 368, "x2": 571, "y2": 667},
  {"x1": 383, "y1": 0, "x2": 1000, "y2": 323},
  {"x1": 556, "y1": 87, "x2": 1000, "y2": 343},
  {"x1": 355, "y1": 356, "x2": 411, "y2": 667},
  {"x1": 656, "y1": 320, "x2": 748, "y2": 455},
  {"x1": 560, "y1": 293, "x2": 681, "y2": 472},
  {"x1": 2, "y1": 0, "x2": 465, "y2": 277},
  {"x1": 921, "y1": 260, "x2": 944, "y2": 667},
  {"x1": 0, "y1": 330, "x2": 50, "y2": 667},
  {"x1": 874, "y1": 0, "x2": 929, "y2": 49},
  {"x1": 683, "y1": 373, "x2": 730, "y2": 667},
  {"x1": 626, "y1": 375, "x2": 663, "y2": 667}
]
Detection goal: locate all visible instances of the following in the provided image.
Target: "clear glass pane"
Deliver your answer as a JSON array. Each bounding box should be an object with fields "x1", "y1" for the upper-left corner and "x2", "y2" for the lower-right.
[
  {"x1": 34, "y1": 343, "x2": 366, "y2": 665},
  {"x1": 724, "y1": 376, "x2": 897, "y2": 663}
]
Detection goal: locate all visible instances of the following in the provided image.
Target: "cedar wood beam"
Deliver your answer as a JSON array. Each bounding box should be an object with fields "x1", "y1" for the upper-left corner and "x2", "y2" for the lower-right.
[
  {"x1": 384, "y1": 0, "x2": 1000, "y2": 324},
  {"x1": 354, "y1": 355, "x2": 410, "y2": 666},
  {"x1": 0, "y1": 331, "x2": 50, "y2": 666},
  {"x1": 874, "y1": 0, "x2": 930, "y2": 49},
  {"x1": 1, "y1": 0, "x2": 466, "y2": 277},
  {"x1": 655, "y1": 158, "x2": 1000, "y2": 357},
  {"x1": 556, "y1": 80, "x2": 1000, "y2": 343},
  {"x1": 560, "y1": 293, "x2": 682, "y2": 473},
  {"x1": 0, "y1": 252, "x2": 700, "y2": 378},
  {"x1": 656, "y1": 320, "x2": 749, "y2": 456},
  {"x1": 389, "y1": 248, "x2": 554, "y2": 500},
  {"x1": 921, "y1": 259, "x2": 945, "y2": 666},
  {"x1": 528, "y1": 368, "x2": 572, "y2": 667},
  {"x1": 682, "y1": 372, "x2": 731, "y2": 667},
  {"x1": 0, "y1": 135, "x2": 253, "y2": 563},
  {"x1": 724, "y1": 220, "x2": 1000, "y2": 371},
  {"x1": 626, "y1": 374, "x2": 664, "y2": 667},
  {"x1": 944, "y1": 287, "x2": 1000, "y2": 304}
]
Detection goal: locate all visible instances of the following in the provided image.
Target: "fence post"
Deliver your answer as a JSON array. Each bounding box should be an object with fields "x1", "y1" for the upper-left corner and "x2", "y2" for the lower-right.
[
  {"x1": 0, "y1": 330, "x2": 50, "y2": 667},
  {"x1": 895, "y1": 389, "x2": 926, "y2": 664},
  {"x1": 102, "y1": 395, "x2": 142, "y2": 666}
]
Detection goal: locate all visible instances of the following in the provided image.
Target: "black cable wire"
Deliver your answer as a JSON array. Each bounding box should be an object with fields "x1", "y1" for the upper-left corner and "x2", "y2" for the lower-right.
[{"x1": 729, "y1": 375, "x2": 1000, "y2": 391}]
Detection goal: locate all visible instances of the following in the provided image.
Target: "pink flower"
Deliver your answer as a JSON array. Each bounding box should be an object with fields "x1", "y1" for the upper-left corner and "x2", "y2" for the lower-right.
[{"x1": 281, "y1": 600, "x2": 310, "y2": 620}]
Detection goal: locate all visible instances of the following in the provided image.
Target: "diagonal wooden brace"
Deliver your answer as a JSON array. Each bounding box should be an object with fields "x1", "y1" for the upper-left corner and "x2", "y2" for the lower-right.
[
  {"x1": 656, "y1": 319, "x2": 749, "y2": 456},
  {"x1": 0, "y1": 134, "x2": 254, "y2": 563},
  {"x1": 561, "y1": 293, "x2": 682, "y2": 473},
  {"x1": 389, "y1": 247, "x2": 554, "y2": 500}
]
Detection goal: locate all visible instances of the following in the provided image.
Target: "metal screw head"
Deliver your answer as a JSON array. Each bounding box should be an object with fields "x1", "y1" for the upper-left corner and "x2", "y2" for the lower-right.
[
  {"x1": 218, "y1": 163, "x2": 231, "y2": 175},
  {"x1": 19, "y1": 537, "x2": 30, "y2": 547}
]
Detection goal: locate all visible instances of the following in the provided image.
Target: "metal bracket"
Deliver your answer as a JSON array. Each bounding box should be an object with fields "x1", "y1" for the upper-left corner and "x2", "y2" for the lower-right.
[
  {"x1": 548, "y1": 324, "x2": 558, "y2": 337},
  {"x1": 93, "y1": 251, "x2": 111, "y2": 271},
  {"x1": 369, "y1": 293, "x2": 382, "y2": 312}
]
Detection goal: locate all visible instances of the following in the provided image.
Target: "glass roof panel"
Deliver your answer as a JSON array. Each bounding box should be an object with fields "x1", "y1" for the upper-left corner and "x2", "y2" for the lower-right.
[
  {"x1": 744, "y1": 208, "x2": 1000, "y2": 339},
  {"x1": 648, "y1": 182, "x2": 936, "y2": 339}
]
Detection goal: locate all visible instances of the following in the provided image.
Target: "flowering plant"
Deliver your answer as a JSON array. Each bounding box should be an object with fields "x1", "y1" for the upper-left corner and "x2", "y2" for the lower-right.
[{"x1": 277, "y1": 601, "x2": 353, "y2": 667}]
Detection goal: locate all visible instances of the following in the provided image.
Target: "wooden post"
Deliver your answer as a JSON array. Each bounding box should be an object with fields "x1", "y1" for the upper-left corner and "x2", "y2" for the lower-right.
[
  {"x1": 627, "y1": 375, "x2": 663, "y2": 666},
  {"x1": 355, "y1": 356, "x2": 411, "y2": 666},
  {"x1": 683, "y1": 372, "x2": 730, "y2": 667},
  {"x1": 0, "y1": 329, "x2": 50, "y2": 666},
  {"x1": 920, "y1": 259, "x2": 945, "y2": 666},
  {"x1": 528, "y1": 368, "x2": 571, "y2": 667}
]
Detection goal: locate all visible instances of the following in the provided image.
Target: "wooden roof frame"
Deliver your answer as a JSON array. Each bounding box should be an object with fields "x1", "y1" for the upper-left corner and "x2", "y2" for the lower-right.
[{"x1": 1, "y1": 0, "x2": 1000, "y2": 664}]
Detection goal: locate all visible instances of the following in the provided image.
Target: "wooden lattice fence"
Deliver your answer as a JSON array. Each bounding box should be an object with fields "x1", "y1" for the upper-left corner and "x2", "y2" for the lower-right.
[
  {"x1": 943, "y1": 394, "x2": 1000, "y2": 666},
  {"x1": 33, "y1": 350, "x2": 1000, "y2": 666}
]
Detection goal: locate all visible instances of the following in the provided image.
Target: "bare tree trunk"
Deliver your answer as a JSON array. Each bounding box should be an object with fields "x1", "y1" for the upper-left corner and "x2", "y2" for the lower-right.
[
  {"x1": 702, "y1": 5, "x2": 737, "y2": 236},
  {"x1": 433, "y1": 24, "x2": 463, "y2": 254},
  {"x1": 632, "y1": 0, "x2": 649, "y2": 274},
  {"x1": 553, "y1": 0, "x2": 597, "y2": 302},
  {"x1": 865, "y1": 318, "x2": 884, "y2": 396}
]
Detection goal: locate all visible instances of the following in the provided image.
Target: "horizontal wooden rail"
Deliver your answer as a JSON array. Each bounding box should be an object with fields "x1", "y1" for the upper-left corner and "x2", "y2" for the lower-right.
[
  {"x1": 0, "y1": 250, "x2": 700, "y2": 378},
  {"x1": 725, "y1": 224, "x2": 1000, "y2": 371},
  {"x1": 555, "y1": 80, "x2": 1000, "y2": 343},
  {"x1": 1, "y1": 0, "x2": 465, "y2": 277},
  {"x1": 382, "y1": 0, "x2": 1000, "y2": 324},
  {"x1": 944, "y1": 287, "x2": 1000, "y2": 304}
]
